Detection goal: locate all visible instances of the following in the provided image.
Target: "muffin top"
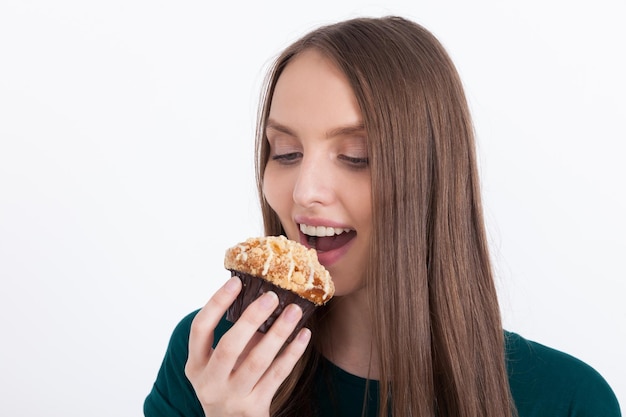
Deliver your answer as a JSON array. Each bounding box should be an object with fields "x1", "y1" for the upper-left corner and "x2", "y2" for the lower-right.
[{"x1": 224, "y1": 235, "x2": 334, "y2": 305}]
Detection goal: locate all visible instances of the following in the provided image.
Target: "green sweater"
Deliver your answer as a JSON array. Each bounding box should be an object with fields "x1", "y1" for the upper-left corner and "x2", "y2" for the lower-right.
[{"x1": 144, "y1": 310, "x2": 621, "y2": 416}]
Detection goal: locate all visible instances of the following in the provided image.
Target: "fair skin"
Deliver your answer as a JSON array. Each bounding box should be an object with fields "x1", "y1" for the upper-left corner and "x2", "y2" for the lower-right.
[
  {"x1": 185, "y1": 49, "x2": 377, "y2": 417},
  {"x1": 263, "y1": 49, "x2": 378, "y2": 379}
]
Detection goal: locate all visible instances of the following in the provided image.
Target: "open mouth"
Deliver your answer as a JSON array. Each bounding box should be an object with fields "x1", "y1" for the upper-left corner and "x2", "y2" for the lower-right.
[{"x1": 299, "y1": 223, "x2": 356, "y2": 252}]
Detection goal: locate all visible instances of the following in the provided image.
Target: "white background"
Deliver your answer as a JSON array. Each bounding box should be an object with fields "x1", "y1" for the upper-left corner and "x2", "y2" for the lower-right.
[{"x1": 1, "y1": 0, "x2": 624, "y2": 415}]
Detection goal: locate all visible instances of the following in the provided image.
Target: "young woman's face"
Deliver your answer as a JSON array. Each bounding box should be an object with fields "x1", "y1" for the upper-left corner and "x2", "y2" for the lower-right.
[{"x1": 263, "y1": 49, "x2": 372, "y2": 297}]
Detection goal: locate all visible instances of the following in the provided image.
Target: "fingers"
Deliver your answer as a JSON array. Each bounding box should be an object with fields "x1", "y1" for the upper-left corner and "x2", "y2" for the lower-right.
[
  {"x1": 186, "y1": 276, "x2": 242, "y2": 375},
  {"x1": 208, "y1": 291, "x2": 279, "y2": 379},
  {"x1": 230, "y1": 303, "x2": 305, "y2": 393},
  {"x1": 186, "y1": 278, "x2": 312, "y2": 413},
  {"x1": 255, "y1": 327, "x2": 311, "y2": 400}
]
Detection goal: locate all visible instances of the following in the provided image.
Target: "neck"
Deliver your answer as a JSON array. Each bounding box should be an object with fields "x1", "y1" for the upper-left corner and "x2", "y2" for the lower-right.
[{"x1": 319, "y1": 288, "x2": 380, "y2": 380}]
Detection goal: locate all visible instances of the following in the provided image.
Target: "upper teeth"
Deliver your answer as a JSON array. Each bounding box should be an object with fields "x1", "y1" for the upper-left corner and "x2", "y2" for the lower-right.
[{"x1": 300, "y1": 224, "x2": 351, "y2": 237}]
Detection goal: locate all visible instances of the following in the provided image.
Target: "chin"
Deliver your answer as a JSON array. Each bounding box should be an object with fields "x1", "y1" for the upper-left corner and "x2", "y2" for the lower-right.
[{"x1": 325, "y1": 269, "x2": 366, "y2": 298}]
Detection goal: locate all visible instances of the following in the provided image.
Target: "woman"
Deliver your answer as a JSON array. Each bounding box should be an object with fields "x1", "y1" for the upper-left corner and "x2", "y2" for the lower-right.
[{"x1": 144, "y1": 16, "x2": 621, "y2": 417}]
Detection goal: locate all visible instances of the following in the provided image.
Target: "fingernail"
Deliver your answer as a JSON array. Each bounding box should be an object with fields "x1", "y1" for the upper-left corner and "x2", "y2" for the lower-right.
[
  {"x1": 296, "y1": 328, "x2": 311, "y2": 344},
  {"x1": 259, "y1": 291, "x2": 278, "y2": 309},
  {"x1": 224, "y1": 276, "x2": 240, "y2": 294},
  {"x1": 284, "y1": 304, "x2": 302, "y2": 323}
]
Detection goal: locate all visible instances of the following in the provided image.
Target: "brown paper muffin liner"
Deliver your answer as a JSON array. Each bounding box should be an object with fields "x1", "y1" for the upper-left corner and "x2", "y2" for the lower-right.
[{"x1": 226, "y1": 270, "x2": 316, "y2": 343}]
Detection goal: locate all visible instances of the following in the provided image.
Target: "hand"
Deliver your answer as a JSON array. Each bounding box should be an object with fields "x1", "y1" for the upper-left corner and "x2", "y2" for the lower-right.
[{"x1": 185, "y1": 276, "x2": 312, "y2": 417}]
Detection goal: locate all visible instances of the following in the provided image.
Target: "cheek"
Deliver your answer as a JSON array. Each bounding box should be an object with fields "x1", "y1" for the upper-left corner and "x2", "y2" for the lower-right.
[
  {"x1": 262, "y1": 167, "x2": 291, "y2": 215},
  {"x1": 350, "y1": 179, "x2": 372, "y2": 227}
]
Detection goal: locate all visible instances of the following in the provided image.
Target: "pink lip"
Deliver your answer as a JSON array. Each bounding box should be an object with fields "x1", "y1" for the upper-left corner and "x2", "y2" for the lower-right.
[{"x1": 295, "y1": 216, "x2": 356, "y2": 267}]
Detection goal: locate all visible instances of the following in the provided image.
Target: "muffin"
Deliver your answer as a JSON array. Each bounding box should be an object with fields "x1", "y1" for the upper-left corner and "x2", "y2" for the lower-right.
[{"x1": 224, "y1": 235, "x2": 334, "y2": 341}]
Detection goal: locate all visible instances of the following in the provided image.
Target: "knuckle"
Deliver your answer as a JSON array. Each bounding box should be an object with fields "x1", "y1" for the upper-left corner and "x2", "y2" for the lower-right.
[
  {"x1": 243, "y1": 352, "x2": 270, "y2": 375},
  {"x1": 239, "y1": 309, "x2": 264, "y2": 327},
  {"x1": 268, "y1": 317, "x2": 299, "y2": 341},
  {"x1": 272, "y1": 321, "x2": 295, "y2": 339},
  {"x1": 184, "y1": 361, "x2": 197, "y2": 380},
  {"x1": 268, "y1": 361, "x2": 291, "y2": 382},
  {"x1": 212, "y1": 337, "x2": 239, "y2": 363},
  {"x1": 189, "y1": 314, "x2": 205, "y2": 334},
  {"x1": 207, "y1": 290, "x2": 231, "y2": 310}
]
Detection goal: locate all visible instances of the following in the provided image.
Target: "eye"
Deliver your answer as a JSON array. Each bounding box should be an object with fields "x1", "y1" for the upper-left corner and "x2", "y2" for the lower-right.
[
  {"x1": 338, "y1": 154, "x2": 369, "y2": 168},
  {"x1": 271, "y1": 152, "x2": 302, "y2": 165}
]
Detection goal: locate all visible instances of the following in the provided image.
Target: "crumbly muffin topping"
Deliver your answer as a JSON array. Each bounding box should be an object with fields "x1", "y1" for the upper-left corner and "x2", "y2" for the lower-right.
[{"x1": 224, "y1": 235, "x2": 334, "y2": 305}]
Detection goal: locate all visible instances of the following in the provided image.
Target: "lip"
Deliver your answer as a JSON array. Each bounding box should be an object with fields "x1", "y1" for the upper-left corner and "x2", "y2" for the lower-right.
[{"x1": 295, "y1": 216, "x2": 355, "y2": 267}]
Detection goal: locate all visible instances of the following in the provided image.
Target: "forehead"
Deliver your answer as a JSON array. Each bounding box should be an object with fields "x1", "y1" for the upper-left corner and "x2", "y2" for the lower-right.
[{"x1": 268, "y1": 50, "x2": 362, "y2": 131}]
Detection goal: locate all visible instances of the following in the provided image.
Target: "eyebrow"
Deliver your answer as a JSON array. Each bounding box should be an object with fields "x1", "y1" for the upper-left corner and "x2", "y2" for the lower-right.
[
  {"x1": 266, "y1": 120, "x2": 296, "y2": 136},
  {"x1": 266, "y1": 119, "x2": 366, "y2": 139},
  {"x1": 326, "y1": 123, "x2": 366, "y2": 138}
]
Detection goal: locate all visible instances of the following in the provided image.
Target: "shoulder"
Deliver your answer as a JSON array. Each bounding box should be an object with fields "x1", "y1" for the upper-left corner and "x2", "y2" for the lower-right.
[{"x1": 505, "y1": 331, "x2": 621, "y2": 417}]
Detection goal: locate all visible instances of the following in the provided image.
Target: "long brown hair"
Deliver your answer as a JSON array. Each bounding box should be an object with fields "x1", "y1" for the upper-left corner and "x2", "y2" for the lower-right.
[{"x1": 255, "y1": 16, "x2": 516, "y2": 417}]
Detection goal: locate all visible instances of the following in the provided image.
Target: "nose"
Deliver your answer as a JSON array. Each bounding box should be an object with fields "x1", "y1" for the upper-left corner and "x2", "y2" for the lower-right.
[{"x1": 292, "y1": 153, "x2": 335, "y2": 208}]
